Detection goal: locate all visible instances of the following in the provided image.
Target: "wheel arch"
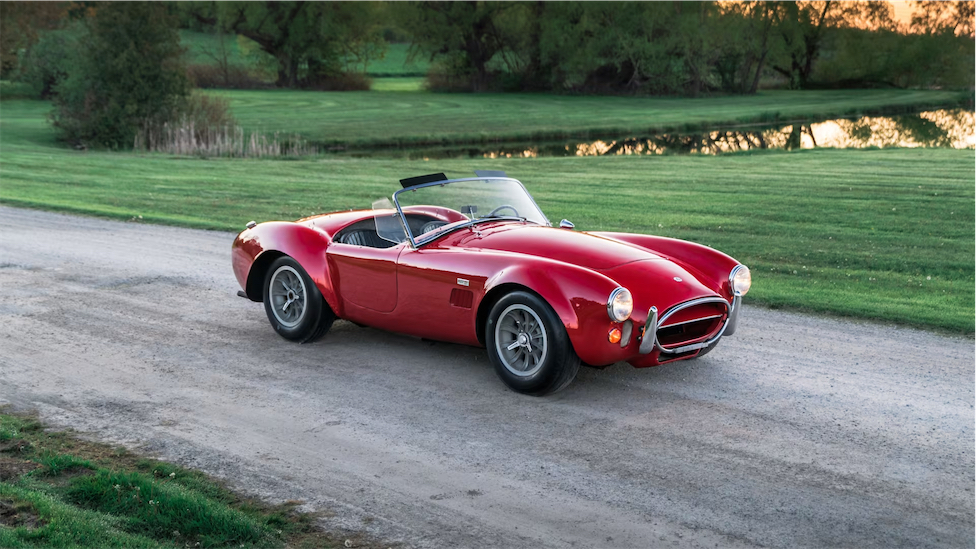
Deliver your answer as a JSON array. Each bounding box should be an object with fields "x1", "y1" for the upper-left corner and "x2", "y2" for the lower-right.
[
  {"x1": 475, "y1": 259, "x2": 622, "y2": 364},
  {"x1": 244, "y1": 250, "x2": 285, "y2": 302},
  {"x1": 476, "y1": 283, "x2": 540, "y2": 347},
  {"x1": 233, "y1": 221, "x2": 341, "y2": 315}
]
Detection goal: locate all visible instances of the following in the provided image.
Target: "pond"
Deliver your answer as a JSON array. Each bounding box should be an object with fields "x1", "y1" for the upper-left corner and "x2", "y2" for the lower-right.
[{"x1": 345, "y1": 108, "x2": 974, "y2": 159}]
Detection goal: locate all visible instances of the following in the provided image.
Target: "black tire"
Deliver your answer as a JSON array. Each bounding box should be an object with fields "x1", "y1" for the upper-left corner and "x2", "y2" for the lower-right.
[
  {"x1": 485, "y1": 291, "x2": 580, "y2": 396},
  {"x1": 262, "y1": 256, "x2": 335, "y2": 343}
]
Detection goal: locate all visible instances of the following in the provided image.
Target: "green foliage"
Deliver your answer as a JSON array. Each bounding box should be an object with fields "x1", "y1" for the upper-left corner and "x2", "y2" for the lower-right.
[
  {"x1": 815, "y1": 27, "x2": 975, "y2": 89},
  {"x1": 0, "y1": 483, "x2": 169, "y2": 549},
  {"x1": 34, "y1": 453, "x2": 94, "y2": 477},
  {"x1": 64, "y1": 470, "x2": 270, "y2": 547},
  {"x1": 0, "y1": 411, "x2": 342, "y2": 549},
  {"x1": 0, "y1": 1, "x2": 67, "y2": 78},
  {"x1": 185, "y1": 2, "x2": 386, "y2": 89},
  {"x1": 50, "y1": 3, "x2": 190, "y2": 148},
  {"x1": 398, "y1": 1, "x2": 970, "y2": 94},
  {"x1": 14, "y1": 23, "x2": 84, "y2": 99}
]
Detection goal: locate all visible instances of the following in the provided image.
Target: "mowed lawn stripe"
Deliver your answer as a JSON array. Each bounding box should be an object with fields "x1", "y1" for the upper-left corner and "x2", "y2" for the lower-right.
[{"x1": 211, "y1": 88, "x2": 970, "y2": 146}]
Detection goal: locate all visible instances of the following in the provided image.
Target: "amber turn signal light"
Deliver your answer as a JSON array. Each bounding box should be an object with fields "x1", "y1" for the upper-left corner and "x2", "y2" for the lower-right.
[{"x1": 608, "y1": 327, "x2": 622, "y2": 344}]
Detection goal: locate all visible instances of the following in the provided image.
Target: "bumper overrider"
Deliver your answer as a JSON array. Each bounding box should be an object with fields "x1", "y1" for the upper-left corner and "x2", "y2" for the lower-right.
[{"x1": 638, "y1": 295, "x2": 740, "y2": 355}]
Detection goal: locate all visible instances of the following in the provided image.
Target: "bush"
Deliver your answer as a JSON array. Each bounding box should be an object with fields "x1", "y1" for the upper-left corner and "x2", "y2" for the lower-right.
[
  {"x1": 302, "y1": 71, "x2": 372, "y2": 91},
  {"x1": 186, "y1": 63, "x2": 270, "y2": 90},
  {"x1": 15, "y1": 25, "x2": 83, "y2": 99},
  {"x1": 51, "y1": 3, "x2": 190, "y2": 148}
]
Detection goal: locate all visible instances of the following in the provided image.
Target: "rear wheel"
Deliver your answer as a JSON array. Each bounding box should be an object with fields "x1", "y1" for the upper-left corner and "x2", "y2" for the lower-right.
[
  {"x1": 263, "y1": 256, "x2": 335, "y2": 343},
  {"x1": 485, "y1": 291, "x2": 579, "y2": 396}
]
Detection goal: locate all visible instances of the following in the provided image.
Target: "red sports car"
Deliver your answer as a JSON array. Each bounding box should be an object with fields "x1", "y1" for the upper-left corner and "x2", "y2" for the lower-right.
[{"x1": 232, "y1": 171, "x2": 751, "y2": 395}]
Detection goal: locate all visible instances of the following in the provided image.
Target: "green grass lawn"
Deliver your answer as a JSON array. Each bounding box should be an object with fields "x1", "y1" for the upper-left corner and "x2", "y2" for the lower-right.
[
  {"x1": 0, "y1": 411, "x2": 351, "y2": 548},
  {"x1": 1, "y1": 99, "x2": 972, "y2": 333},
  {"x1": 364, "y1": 42, "x2": 429, "y2": 77},
  {"x1": 200, "y1": 88, "x2": 970, "y2": 147}
]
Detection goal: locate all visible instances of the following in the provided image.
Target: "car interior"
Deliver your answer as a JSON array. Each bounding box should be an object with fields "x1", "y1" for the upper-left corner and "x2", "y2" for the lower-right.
[{"x1": 334, "y1": 215, "x2": 448, "y2": 248}]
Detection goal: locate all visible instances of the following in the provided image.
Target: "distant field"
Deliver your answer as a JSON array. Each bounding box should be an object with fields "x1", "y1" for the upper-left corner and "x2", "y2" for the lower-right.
[
  {"x1": 1, "y1": 99, "x2": 972, "y2": 333},
  {"x1": 202, "y1": 88, "x2": 971, "y2": 147}
]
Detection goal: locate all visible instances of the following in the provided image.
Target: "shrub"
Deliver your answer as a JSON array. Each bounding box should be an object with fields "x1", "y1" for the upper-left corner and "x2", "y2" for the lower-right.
[
  {"x1": 302, "y1": 71, "x2": 372, "y2": 91},
  {"x1": 50, "y1": 3, "x2": 190, "y2": 148},
  {"x1": 186, "y1": 63, "x2": 270, "y2": 90},
  {"x1": 15, "y1": 25, "x2": 83, "y2": 99}
]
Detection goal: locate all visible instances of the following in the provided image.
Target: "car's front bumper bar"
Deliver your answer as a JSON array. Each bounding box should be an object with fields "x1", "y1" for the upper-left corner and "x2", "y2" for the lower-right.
[{"x1": 639, "y1": 295, "x2": 739, "y2": 355}]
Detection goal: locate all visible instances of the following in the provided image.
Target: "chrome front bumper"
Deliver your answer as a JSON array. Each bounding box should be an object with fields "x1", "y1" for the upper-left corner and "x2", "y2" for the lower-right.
[{"x1": 638, "y1": 295, "x2": 739, "y2": 355}]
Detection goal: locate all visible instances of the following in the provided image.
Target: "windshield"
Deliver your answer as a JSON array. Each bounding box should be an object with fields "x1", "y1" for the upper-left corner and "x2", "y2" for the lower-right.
[{"x1": 388, "y1": 177, "x2": 549, "y2": 246}]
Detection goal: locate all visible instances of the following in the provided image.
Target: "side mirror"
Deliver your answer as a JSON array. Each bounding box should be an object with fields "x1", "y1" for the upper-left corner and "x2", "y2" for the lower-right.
[{"x1": 559, "y1": 219, "x2": 574, "y2": 229}]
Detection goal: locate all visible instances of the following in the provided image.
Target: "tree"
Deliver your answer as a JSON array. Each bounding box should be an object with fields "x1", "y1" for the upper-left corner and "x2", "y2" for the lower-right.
[
  {"x1": 910, "y1": 0, "x2": 975, "y2": 37},
  {"x1": 0, "y1": 2, "x2": 68, "y2": 77},
  {"x1": 769, "y1": 1, "x2": 894, "y2": 89},
  {"x1": 397, "y1": 1, "x2": 512, "y2": 91},
  {"x1": 187, "y1": 2, "x2": 386, "y2": 88},
  {"x1": 51, "y1": 2, "x2": 190, "y2": 148}
]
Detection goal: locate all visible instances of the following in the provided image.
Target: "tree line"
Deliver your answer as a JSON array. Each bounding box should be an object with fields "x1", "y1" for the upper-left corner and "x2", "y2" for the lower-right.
[{"x1": 0, "y1": 1, "x2": 971, "y2": 148}]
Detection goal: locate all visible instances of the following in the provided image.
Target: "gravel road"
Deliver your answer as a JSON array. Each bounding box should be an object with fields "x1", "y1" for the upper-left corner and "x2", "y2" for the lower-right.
[{"x1": 0, "y1": 205, "x2": 972, "y2": 549}]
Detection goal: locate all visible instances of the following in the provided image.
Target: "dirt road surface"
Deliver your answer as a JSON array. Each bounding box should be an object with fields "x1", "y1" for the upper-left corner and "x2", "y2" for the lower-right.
[{"x1": 0, "y1": 206, "x2": 972, "y2": 548}]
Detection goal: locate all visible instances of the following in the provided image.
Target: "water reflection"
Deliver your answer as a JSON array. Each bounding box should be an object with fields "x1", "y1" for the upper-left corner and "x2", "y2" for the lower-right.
[{"x1": 390, "y1": 108, "x2": 974, "y2": 159}]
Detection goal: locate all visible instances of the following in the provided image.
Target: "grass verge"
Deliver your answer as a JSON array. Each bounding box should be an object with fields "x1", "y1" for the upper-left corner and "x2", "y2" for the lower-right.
[
  {"x1": 0, "y1": 99, "x2": 972, "y2": 334},
  {"x1": 0, "y1": 410, "x2": 382, "y2": 549}
]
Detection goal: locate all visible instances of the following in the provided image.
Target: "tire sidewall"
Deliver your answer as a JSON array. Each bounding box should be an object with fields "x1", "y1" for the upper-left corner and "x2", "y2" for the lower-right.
[
  {"x1": 263, "y1": 256, "x2": 324, "y2": 341},
  {"x1": 485, "y1": 291, "x2": 577, "y2": 395}
]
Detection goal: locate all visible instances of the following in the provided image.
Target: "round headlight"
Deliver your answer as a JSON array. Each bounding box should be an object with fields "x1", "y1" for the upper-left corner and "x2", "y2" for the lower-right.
[
  {"x1": 607, "y1": 287, "x2": 633, "y2": 322},
  {"x1": 730, "y1": 265, "x2": 752, "y2": 296}
]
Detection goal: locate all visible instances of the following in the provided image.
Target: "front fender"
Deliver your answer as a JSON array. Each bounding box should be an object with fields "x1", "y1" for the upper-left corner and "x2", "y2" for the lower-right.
[
  {"x1": 231, "y1": 221, "x2": 341, "y2": 315},
  {"x1": 482, "y1": 258, "x2": 626, "y2": 366},
  {"x1": 589, "y1": 232, "x2": 740, "y2": 297}
]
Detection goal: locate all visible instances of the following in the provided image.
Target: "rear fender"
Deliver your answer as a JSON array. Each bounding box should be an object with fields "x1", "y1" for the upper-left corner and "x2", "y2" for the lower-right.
[
  {"x1": 231, "y1": 222, "x2": 341, "y2": 315},
  {"x1": 480, "y1": 259, "x2": 623, "y2": 365},
  {"x1": 590, "y1": 232, "x2": 739, "y2": 297}
]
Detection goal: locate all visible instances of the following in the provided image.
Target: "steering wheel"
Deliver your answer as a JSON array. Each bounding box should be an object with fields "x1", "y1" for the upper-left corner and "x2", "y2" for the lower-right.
[{"x1": 486, "y1": 204, "x2": 520, "y2": 218}]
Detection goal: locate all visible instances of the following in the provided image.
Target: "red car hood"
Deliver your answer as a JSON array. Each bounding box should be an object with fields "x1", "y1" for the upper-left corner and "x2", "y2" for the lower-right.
[{"x1": 453, "y1": 223, "x2": 661, "y2": 270}]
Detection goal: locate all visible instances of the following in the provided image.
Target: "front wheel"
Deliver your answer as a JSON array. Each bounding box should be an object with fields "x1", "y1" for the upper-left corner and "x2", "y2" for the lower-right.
[
  {"x1": 485, "y1": 291, "x2": 580, "y2": 396},
  {"x1": 263, "y1": 256, "x2": 335, "y2": 343}
]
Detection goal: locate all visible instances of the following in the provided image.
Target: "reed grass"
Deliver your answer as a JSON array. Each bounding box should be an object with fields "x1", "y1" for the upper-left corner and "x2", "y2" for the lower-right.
[{"x1": 134, "y1": 118, "x2": 317, "y2": 158}]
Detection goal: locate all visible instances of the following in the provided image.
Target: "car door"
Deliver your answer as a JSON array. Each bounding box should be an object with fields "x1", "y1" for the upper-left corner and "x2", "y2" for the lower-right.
[
  {"x1": 327, "y1": 242, "x2": 402, "y2": 314},
  {"x1": 393, "y1": 245, "x2": 487, "y2": 347}
]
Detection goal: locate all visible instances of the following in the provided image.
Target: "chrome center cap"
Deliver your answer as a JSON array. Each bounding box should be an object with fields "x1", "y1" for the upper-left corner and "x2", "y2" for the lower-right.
[{"x1": 517, "y1": 333, "x2": 528, "y2": 346}]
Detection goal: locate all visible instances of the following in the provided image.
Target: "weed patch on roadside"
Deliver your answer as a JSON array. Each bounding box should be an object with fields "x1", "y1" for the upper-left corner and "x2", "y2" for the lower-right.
[{"x1": 0, "y1": 409, "x2": 388, "y2": 549}]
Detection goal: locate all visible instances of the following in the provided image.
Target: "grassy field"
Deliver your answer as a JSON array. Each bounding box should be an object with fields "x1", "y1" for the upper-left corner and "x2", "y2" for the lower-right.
[
  {"x1": 1, "y1": 99, "x2": 972, "y2": 333},
  {"x1": 0, "y1": 411, "x2": 368, "y2": 549},
  {"x1": 201, "y1": 88, "x2": 970, "y2": 147}
]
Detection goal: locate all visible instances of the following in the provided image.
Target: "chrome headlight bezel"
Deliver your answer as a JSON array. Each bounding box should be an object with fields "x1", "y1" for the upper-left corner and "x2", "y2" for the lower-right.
[
  {"x1": 607, "y1": 287, "x2": 634, "y2": 322},
  {"x1": 729, "y1": 264, "x2": 752, "y2": 297}
]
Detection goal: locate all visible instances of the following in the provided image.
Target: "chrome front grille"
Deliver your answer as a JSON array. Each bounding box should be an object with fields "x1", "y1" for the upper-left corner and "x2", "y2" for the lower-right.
[{"x1": 639, "y1": 296, "x2": 734, "y2": 355}]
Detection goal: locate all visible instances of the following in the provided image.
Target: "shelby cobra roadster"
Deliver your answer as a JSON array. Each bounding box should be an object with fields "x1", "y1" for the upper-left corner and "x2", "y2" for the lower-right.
[{"x1": 232, "y1": 172, "x2": 751, "y2": 395}]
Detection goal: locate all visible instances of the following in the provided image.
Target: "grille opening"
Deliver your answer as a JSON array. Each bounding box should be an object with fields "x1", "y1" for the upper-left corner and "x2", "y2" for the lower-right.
[{"x1": 657, "y1": 317, "x2": 723, "y2": 348}]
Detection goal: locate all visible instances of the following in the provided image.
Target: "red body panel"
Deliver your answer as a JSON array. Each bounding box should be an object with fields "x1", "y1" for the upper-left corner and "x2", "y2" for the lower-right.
[{"x1": 232, "y1": 211, "x2": 741, "y2": 369}]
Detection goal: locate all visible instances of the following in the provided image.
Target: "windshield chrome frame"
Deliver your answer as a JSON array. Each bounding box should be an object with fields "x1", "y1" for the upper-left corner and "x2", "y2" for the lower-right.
[{"x1": 392, "y1": 176, "x2": 551, "y2": 248}]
